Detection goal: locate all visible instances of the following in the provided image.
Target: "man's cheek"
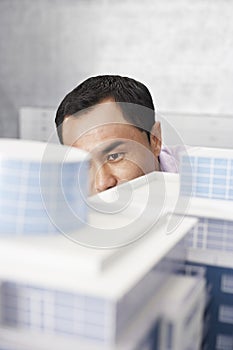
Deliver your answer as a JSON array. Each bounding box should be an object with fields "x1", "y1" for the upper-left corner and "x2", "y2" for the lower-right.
[
  {"x1": 113, "y1": 160, "x2": 145, "y2": 181},
  {"x1": 88, "y1": 166, "x2": 97, "y2": 195}
]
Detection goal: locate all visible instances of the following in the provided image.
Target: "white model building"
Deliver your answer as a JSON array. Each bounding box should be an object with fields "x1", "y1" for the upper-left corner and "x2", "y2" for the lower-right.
[
  {"x1": 178, "y1": 147, "x2": 233, "y2": 350},
  {"x1": 0, "y1": 142, "x2": 205, "y2": 350},
  {"x1": 0, "y1": 139, "x2": 89, "y2": 235},
  {"x1": 180, "y1": 147, "x2": 233, "y2": 201}
]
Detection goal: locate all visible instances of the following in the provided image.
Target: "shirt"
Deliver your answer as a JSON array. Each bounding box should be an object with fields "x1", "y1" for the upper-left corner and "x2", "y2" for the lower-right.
[{"x1": 159, "y1": 145, "x2": 187, "y2": 173}]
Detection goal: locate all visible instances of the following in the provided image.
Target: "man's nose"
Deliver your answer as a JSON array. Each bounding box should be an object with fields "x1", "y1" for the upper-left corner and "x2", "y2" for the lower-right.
[{"x1": 94, "y1": 164, "x2": 117, "y2": 193}]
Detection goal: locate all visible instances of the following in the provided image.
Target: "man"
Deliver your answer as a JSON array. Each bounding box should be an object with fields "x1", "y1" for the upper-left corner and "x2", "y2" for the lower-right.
[{"x1": 55, "y1": 75, "x2": 178, "y2": 194}]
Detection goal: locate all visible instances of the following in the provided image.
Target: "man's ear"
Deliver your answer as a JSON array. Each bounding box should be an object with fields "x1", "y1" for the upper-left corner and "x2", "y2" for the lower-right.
[{"x1": 149, "y1": 121, "x2": 162, "y2": 157}]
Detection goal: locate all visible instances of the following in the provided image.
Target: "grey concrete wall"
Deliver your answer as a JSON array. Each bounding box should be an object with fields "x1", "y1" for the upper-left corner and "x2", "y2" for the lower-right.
[{"x1": 0, "y1": 0, "x2": 233, "y2": 138}]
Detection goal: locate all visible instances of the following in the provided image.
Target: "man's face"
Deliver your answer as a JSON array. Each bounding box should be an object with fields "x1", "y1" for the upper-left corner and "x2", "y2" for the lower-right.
[{"x1": 62, "y1": 99, "x2": 161, "y2": 195}]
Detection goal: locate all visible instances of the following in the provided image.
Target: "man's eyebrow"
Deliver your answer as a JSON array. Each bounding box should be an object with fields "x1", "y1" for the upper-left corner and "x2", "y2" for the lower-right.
[{"x1": 101, "y1": 141, "x2": 125, "y2": 154}]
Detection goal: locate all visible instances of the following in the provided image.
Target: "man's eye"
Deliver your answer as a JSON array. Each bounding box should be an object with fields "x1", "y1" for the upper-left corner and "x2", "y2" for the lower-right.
[{"x1": 107, "y1": 152, "x2": 125, "y2": 162}]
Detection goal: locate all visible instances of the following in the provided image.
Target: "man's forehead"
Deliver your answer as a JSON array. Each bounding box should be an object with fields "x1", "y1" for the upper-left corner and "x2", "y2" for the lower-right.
[
  {"x1": 62, "y1": 101, "x2": 131, "y2": 145},
  {"x1": 63, "y1": 121, "x2": 141, "y2": 151},
  {"x1": 76, "y1": 135, "x2": 129, "y2": 155}
]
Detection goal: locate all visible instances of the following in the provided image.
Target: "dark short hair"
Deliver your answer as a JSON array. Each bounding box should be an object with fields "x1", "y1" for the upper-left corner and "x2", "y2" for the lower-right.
[{"x1": 55, "y1": 75, "x2": 155, "y2": 143}]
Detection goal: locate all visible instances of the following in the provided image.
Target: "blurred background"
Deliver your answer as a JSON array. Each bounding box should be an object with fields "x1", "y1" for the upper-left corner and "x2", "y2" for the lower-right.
[{"x1": 0, "y1": 0, "x2": 233, "y2": 147}]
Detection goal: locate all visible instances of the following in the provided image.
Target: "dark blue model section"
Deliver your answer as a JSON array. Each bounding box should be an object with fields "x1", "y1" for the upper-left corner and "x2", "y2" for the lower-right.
[{"x1": 185, "y1": 262, "x2": 233, "y2": 350}]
